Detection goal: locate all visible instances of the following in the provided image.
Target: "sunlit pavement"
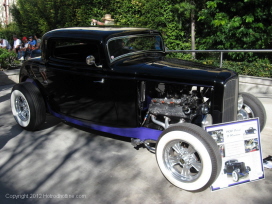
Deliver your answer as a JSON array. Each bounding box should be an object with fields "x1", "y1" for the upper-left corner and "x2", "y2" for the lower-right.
[{"x1": 0, "y1": 84, "x2": 272, "y2": 204}]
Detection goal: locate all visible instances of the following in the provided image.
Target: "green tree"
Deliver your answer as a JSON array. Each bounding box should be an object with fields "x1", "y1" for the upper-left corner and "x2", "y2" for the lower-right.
[
  {"x1": 172, "y1": 1, "x2": 198, "y2": 59},
  {"x1": 10, "y1": 0, "x2": 112, "y2": 35},
  {"x1": 9, "y1": 0, "x2": 272, "y2": 62},
  {"x1": 10, "y1": 0, "x2": 197, "y2": 55},
  {"x1": 112, "y1": 0, "x2": 192, "y2": 58},
  {"x1": 197, "y1": 0, "x2": 272, "y2": 61}
]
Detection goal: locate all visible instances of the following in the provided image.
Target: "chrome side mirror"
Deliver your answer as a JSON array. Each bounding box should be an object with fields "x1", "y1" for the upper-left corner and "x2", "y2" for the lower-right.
[
  {"x1": 86, "y1": 55, "x2": 96, "y2": 65},
  {"x1": 86, "y1": 55, "x2": 102, "y2": 68}
]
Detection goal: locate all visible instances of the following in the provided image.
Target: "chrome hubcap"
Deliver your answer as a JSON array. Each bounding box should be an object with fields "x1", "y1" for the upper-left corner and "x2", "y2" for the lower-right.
[
  {"x1": 237, "y1": 104, "x2": 255, "y2": 120},
  {"x1": 15, "y1": 96, "x2": 29, "y2": 121},
  {"x1": 163, "y1": 140, "x2": 202, "y2": 182}
]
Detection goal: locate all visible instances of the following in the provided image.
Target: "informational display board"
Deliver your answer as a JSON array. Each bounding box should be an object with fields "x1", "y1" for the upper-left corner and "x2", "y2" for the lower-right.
[{"x1": 205, "y1": 118, "x2": 264, "y2": 191}]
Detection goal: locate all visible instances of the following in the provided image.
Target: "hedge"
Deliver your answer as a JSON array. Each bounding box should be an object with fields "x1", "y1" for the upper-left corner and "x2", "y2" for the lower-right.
[{"x1": 198, "y1": 60, "x2": 272, "y2": 78}]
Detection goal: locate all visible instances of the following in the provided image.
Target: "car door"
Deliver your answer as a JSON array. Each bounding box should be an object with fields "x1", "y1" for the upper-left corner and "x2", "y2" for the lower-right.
[{"x1": 44, "y1": 38, "x2": 118, "y2": 125}]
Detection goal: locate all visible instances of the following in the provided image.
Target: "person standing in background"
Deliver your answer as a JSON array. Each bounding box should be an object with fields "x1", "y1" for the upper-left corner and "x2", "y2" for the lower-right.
[{"x1": 91, "y1": 14, "x2": 115, "y2": 25}]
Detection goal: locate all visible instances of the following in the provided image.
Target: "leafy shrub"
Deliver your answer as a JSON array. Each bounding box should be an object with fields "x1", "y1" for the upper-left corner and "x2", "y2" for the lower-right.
[
  {"x1": 197, "y1": 59, "x2": 272, "y2": 78},
  {"x1": 0, "y1": 49, "x2": 17, "y2": 69}
]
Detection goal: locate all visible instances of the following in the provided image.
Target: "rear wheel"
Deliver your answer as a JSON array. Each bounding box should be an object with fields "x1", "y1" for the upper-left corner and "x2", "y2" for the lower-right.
[
  {"x1": 11, "y1": 82, "x2": 46, "y2": 130},
  {"x1": 156, "y1": 123, "x2": 222, "y2": 191}
]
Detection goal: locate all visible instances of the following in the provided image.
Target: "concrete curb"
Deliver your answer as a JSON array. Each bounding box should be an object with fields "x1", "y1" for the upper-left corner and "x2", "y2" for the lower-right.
[{"x1": 1, "y1": 69, "x2": 271, "y2": 94}]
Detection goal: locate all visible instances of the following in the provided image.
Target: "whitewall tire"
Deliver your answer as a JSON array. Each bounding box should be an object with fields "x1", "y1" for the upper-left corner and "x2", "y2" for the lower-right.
[
  {"x1": 11, "y1": 82, "x2": 46, "y2": 130},
  {"x1": 156, "y1": 123, "x2": 222, "y2": 191}
]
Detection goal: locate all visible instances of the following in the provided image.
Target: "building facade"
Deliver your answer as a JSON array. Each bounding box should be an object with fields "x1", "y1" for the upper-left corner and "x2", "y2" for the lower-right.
[{"x1": 0, "y1": 0, "x2": 16, "y2": 26}]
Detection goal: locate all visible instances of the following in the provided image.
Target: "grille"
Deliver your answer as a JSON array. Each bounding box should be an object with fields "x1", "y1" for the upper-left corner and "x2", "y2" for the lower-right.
[{"x1": 222, "y1": 78, "x2": 238, "y2": 122}]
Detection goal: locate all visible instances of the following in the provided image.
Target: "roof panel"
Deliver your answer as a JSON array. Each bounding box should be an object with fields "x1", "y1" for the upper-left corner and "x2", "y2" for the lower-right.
[{"x1": 42, "y1": 27, "x2": 160, "y2": 41}]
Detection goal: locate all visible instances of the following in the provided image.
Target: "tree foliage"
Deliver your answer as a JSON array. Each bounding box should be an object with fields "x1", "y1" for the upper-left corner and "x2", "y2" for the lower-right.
[
  {"x1": 9, "y1": 0, "x2": 272, "y2": 62},
  {"x1": 197, "y1": 0, "x2": 272, "y2": 60}
]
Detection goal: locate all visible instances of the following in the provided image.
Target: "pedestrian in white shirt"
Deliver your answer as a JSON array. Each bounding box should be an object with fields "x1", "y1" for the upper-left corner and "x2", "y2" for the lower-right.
[
  {"x1": 0, "y1": 38, "x2": 11, "y2": 50},
  {"x1": 13, "y1": 35, "x2": 21, "y2": 54}
]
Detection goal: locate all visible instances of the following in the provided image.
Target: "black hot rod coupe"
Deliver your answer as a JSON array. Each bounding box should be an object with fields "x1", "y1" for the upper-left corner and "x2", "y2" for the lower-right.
[
  {"x1": 224, "y1": 159, "x2": 251, "y2": 182},
  {"x1": 10, "y1": 27, "x2": 267, "y2": 191},
  {"x1": 245, "y1": 127, "x2": 257, "y2": 134}
]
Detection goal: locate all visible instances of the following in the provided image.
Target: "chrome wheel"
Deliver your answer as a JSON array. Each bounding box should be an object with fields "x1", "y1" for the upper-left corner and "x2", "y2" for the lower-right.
[
  {"x1": 156, "y1": 124, "x2": 222, "y2": 191},
  {"x1": 11, "y1": 90, "x2": 31, "y2": 127},
  {"x1": 11, "y1": 82, "x2": 46, "y2": 130},
  {"x1": 238, "y1": 104, "x2": 254, "y2": 120},
  {"x1": 15, "y1": 95, "x2": 30, "y2": 122},
  {"x1": 163, "y1": 140, "x2": 202, "y2": 182},
  {"x1": 239, "y1": 92, "x2": 266, "y2": 131}
]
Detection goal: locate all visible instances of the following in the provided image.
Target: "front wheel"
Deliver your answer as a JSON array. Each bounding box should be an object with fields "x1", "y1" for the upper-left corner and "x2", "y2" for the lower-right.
[
  {"x1": 232, "y1": 170, "x2": 240, "y2": 182},
  {"x1": 156, "y1": 123, "x2": 222, "y2": 191},
  {"x1": 239, "y1": 92, "x2": 267, "y2": 131}
]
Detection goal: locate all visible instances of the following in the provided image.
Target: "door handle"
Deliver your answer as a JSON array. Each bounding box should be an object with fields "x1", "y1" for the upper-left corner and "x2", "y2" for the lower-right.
[{"x1": 93, "y1": 78, "x2": 104, "y2": 83}]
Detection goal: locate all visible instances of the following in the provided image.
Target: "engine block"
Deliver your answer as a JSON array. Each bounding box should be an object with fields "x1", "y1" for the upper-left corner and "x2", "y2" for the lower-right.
[{"x1": 148, "y1": 94, "x2": 200, "y2": 119}]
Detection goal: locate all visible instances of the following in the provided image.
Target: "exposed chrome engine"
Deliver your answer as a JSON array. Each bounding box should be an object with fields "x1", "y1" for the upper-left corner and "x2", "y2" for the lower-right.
[{"x1": 143, "y1": 83, "x2": 212, "y2": 130}]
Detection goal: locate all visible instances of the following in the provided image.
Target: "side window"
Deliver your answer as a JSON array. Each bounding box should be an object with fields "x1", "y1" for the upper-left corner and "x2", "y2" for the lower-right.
[{"x1": 51, "y1": 39, "x2": 100, "y2": 63}]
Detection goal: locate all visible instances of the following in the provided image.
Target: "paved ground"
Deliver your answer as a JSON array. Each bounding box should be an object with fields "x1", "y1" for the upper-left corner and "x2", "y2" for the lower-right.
[{"x1": 0, "y1": 84, "x2": 272, "y2": 204}]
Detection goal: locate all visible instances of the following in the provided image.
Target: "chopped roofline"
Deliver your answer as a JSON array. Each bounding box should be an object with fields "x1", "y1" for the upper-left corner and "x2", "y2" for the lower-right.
[
  {"x1": 42, "y1": 27, "x2": 162, "y2": 41},
  {"x1": 50, "y1": 27, "x2": 151, "y2": 31}
]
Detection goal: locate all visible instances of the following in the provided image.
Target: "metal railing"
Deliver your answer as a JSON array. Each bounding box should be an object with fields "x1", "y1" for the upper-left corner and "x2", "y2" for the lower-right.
[{"x1": 166, "y1": 49, "x2": 272, "y2": 68}]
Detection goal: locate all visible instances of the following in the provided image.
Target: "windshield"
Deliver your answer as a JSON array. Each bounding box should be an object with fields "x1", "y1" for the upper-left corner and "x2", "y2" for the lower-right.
[{"x1": 108, "y1": 35, "x2": 163, "y2": 61}]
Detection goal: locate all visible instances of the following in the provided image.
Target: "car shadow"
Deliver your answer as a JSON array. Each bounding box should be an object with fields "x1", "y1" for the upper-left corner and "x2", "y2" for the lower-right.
[
  {"x1": 37, "y1": 114, "x2": 62, "y2": 131},
  {"x1": 0, "y1": 114, "x2": 61, "y2": 150},
  {"x1": 0, "y1": 93, "x2": 10, "y2": 103}
]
